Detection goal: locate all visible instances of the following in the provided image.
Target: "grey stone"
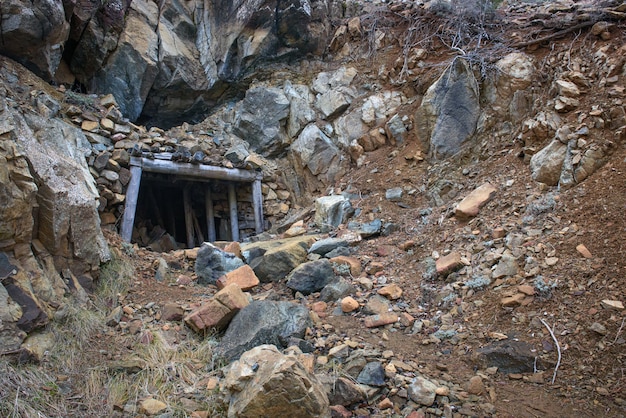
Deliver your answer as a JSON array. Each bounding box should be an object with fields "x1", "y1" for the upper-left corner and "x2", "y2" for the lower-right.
[
  {"x1": 492, "y1": 254, "x2": 518, "y2": 279},
  {"x1": 362, "y1": 294, "x2": 392, "y2": 316},
  {"x1": 385, "y1": 114, "x2": 407, "y2": 144},
  {"x1": 233, "y1": 87, "x2": 290, "y2": 156},
  {"x1": 224, "y1": 143, "x2": 250, "y2": 164},
  {"x1": 309, "y1": 238, "x2": 350, "y2": 257},
  {"x1": 318, "y1": 375, "x2": 367, "y2": 406},
  {"x1": 348, "y1": 219, "x2": 382, "y2": 237},
  {"x1": 195, "y1": 242, "x2": 245, "y2": 285},
  {"x1": 408, "y1": 375, "x2": 438, "y2": 406},
  {"x1": 385, "y1": 187, "x2": 403, "y2": 202},
  {"x1": 286, "y1": 259, "x2": 336, "y2": 295},
  {"x1": 530, "y1": 140, "x2": 567, "y2": 186},
  {"x1": 416, "y1": 59, "x2": 480, "y2": 158},
  {"x1": 474, "y1": 340, "x2": 539, "y2": 374},
  {"x1": 314, "y1": 195, "x2": 354, "y2": 230},
  {"x1": 319, "y1": 278, "x2": 356, "y2": 302},
  {"x1": 356, "y1": 361, "x2": 386, "y2": 387},
  {"x1": 216, "y1": 301, "x2": 312, "y2": 361},
  {"x1": 292, "y1": 125, "x2": 346, "y2": 187}
]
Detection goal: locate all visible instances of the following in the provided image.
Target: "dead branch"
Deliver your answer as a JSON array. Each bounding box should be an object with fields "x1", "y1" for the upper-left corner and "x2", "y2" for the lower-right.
[
  {"x1": 511, "y1": 21, "x2": 596, "y2": 48},
  {"x1": 540, "y1": 318, "x2": 562, "y2": 385}
]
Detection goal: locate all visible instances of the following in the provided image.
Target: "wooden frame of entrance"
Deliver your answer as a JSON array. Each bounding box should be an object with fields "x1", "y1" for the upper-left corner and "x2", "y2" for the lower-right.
[{"x1": 120, "y1": 157, "x2": 264, "y2": 245}]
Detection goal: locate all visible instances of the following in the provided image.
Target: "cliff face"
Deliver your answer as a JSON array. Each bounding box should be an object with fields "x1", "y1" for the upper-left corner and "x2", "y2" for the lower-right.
[{"x1": 0, "y1": 0, "x2": 338, "y2": 128}]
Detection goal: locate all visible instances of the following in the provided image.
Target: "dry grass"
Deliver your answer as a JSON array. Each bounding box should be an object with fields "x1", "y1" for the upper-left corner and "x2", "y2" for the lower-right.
[{"x1": 0, "y1": 246, "x2": 225, "y2": 417}]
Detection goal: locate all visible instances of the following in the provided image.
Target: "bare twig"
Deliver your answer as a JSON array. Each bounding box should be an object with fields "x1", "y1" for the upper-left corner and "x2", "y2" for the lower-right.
[
  {"x1": 614, "y1": 317, "x2": 626, "y2": 344},
  {"x1": 540, "y1": 318, "x2": 561, "y2": 385}
]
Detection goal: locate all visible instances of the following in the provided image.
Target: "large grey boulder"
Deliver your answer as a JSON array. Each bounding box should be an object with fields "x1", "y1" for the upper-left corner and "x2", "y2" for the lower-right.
[
  {"x1": 286, "y1": 259, "x2": 335, "y2": 295},
  {"x1": 216, "y1": 300, "x2": 312, "y2": 361},
  {"x1": 195, "y1": 242, "x2": 245, "y2": 285},
  {"x1": 224, "y1": 345, "x2": 330, "y2": 418},
  {"x1": 529, "y1": 139, "x2": 567, "y2": 186},
  {"x1": 291, "y1": 125, "x2": 346, "y2": 189},
  {"x1": 285, "y1": 82, "x2": 317, "y2": 138},
  {"x1": 416, "y1": 58, "x2": 480, "y2": 158},
  {"x1": 314, "y1": 195, "x2": 354, "y2": 230},
  {"x1": 233, "y1": 87, "x2": 291, "y2": 156}
]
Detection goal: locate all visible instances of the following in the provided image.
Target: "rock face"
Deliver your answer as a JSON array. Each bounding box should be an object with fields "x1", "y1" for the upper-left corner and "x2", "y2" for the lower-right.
[
  {"x1": 0, "y1": 64, "x2": 110, "y2": 351},
  {"x1": 216, "y1": 300, "x2": 312, "y2": 361},
  {"x1": 416, "y1": 58, "x2": 480, "y2": 158},
  {"x1": 224, "y1": 345, "x2": 330, "y2": 418},
  {"x1": 1, "y1": 0, "x2": 337, "y2": 127}
]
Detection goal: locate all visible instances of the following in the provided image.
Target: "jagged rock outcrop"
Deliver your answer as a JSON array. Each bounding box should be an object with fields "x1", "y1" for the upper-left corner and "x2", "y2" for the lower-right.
[
  {"x1": 1, "y1": 0, "x2": 338, "y2": 127},
  {"x1": 416, "y1": 58, "x2": 480, "y2": 158},
  {"x1": 0, "y1": 59, "x2": 110, "y2": 351}
]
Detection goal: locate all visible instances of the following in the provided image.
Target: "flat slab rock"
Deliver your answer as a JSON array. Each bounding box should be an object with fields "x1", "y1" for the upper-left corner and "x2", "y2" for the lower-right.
[{"x1": 455, "y1": 182, "x2": 497, "y2": 220}]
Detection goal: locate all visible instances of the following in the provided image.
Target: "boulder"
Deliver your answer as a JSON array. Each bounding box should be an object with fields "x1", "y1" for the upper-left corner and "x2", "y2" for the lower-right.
[
  {"x1": 530, "y1": 140, "x2": 567, "y2": 186},
  {"x1": 0, "y1": 0, "x2": 70, "y2": 81},
  {"x1": 224, "y1": 345, "x2": 330, "y2": 418},
  {"x1": 314, "y1": 195, "x2": 354, "y2": 230},
  {"x1": 216, "y1": 300, "x2": 311, "y2": 361},
  {"x1": 184, "y1": 284, "x2": 250, "y2": 332},
  {"x1": 246, "y1": 239, "x2": 309, "y2": 282},
  {"x1": 286, "y1": 259, "x2": 336, "y2": 295},
  {"x1": 408, "y1": 376, "x2": 438, "y2": 406},
  {"x1": 195, "y1": 242, "x2": 245, "y2": 285},
  {"x1": 291, "y1": 125, "x2": 346, "y2": 189},
  {"x1": 416, "y1": 58, "x2": 480, "y2": 158},
  {"x1": 318, "y1": 375, "x2": 367, "y2": 406},
  {"x1": 233, "y1": 87, "x2": 290, "y2": 157},
  {"x1": 216, "y1": 265, "x2": 260, "y2": 291},
  {"x1": 309, "y1": 238, "x2": 350, "y2": 257},
  {"x1": 474, "y1": 340, "x2": 539, "y2": 373},
  {"x1": 285, "y1": 82, "x2": 317, "y2": 138}
]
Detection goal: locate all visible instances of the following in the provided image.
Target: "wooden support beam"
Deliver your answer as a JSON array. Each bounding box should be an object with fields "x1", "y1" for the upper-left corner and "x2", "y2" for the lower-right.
[
  {"x1": 228, "y1": 183, "x2": 239, "y2": 242},
  {"x1": 147, "y1": 188, "x2": 165, "y2": 228},
  {"x1": 131, "y1": 157, "x2": 260, "y2": 182},
  {"x1": 192, "y1": 211, "x2": 205, "y2": 245},
  {"x1": 252, "y1": 179, "x2": 264, "y2": 235},
  {"x1": 121, "y1": 165, "x2": 142, "y2": 242},
  {"x1": 183, "y1": 185, "x2": 195, "y2": 248},
  {"x1": 205, "y1": 187, "x2": 216, "y2": 242}
]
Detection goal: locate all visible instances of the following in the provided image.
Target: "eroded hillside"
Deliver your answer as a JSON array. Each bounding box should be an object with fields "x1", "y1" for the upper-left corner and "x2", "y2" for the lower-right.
[{"x1": 0, "y1": 0, "x2": 625, "y2": 417}]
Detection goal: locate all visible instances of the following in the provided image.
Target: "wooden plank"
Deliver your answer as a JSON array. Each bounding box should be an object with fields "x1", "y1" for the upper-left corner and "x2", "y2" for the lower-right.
[
  {"x1": 205, "y1": 187, "x2": 216, "y2": 242},
  {"x1": 120, "y1": 165, "x2": 142, "y2": 242},
  {"x1": 183, "y1": 185, "x2": 195, "y2": 248},
  {"x1": 252, "y1": 179, "x2": 264, "y2": 235},
  {"x1": 132, "y1": 157, "x2": 260, "y2": 182},
  {"x1": 192, "y1": 211, "x2": 205, "y2": 245},
  {"x1": 228, "y1": 183, "x2": 239, "y2": 242}
]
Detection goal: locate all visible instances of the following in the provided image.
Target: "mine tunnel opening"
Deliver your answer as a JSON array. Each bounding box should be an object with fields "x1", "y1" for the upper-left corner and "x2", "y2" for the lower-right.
[{"x1": 121, "y1": 157, "x2": 264, "y2": 250}]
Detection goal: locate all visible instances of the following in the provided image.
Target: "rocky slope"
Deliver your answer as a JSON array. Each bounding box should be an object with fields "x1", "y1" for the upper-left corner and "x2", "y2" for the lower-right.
[{"x1": 0, "y1": 0, "x2": 625, "y2": 417}]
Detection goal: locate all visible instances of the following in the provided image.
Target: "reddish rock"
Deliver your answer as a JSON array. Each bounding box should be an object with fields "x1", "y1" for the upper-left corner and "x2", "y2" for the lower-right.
[
  {"x1": 399, "y1": 312, "x2": 415, "y2": 327},
  {"x1": 378, "y1": 398, "x2": 393, "y2": 410},
  {"x1": 399, "y1": 240, "x2": 417, "y2": 251},
  {"x1": 455, "y1": 182, "x2": 497, "y2": 220},
  {"x1": 576, "y1": 244, "x2": 593, "y2": 258},
  {"x1": 223, "y1": 241, "x2": 242, "y2": 259},
  {"x1": 364, "y1": 313, "x2": 398, "y2": 328},
  {"x1": 330, "y1": 255, "x2": 362, "y2": 276},
  {"x1": 330, "y1": 404, "x2": 352, "y2": 418},
  {"x1": 501, "y1": 293, "x2": 525, "y2": 307},
  {"x1": 517, "y1": 285, "x2": 535, "y2": 296},
  {"x1": 378, "y1": 283, "x2": 403, "y2": 300},
  {"x1": 184, "y1": 284, "x2": 249, "y2": 332},
  {"x1": 407, "y1": 411, "x2": 426, "y2": 418},
  {"x1": 216, "y1": 265, "x2": 260, "y2": 291},
  {"x1": 161, "y1": 302, "x2": 184, "y2": 321},
  {"x1": 436, "y1": 252, "x2": 463, "y2": 275},
  {"x1": 341, "y1": 296, "x2": 359, "y2": 313},
  {"x1": 492, "y1": 227, "x2": 506, "y2": 238}
]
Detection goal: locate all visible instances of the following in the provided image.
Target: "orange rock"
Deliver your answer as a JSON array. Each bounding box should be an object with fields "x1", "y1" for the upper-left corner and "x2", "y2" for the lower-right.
[
  {"x1": 378, "y1": 398, "x2": 393, "y2": 410},
  {"x1": 455, "y1": 182, "x2": 497, "y2": 220},
  {"x1": 330, "y1": 255, "x2": 362, "y2": 276},
  {"x1": 184, "y1": 284, "x2": 249, "y2": 332},
  {"x1": 366, "y1": 261, "x2": 384, "y2": 275},
  {"x1": 341, "y1": 296, "x2": 359, "y2": 312},
  {"x1": 492, "y1": 227, "x2": 506, "y2": 238},
  {"x1": 576, "y1": 244, "x2": 593, "y2": 258},
  {"x1": 436, "y1": 252, "x2": 463, "y2": 275},
  {"x1": 223, "y1": 241, "x2": 242, "y2": 258},
  {"x1": 517, "y1": 285, "x2": 535, "y2": 295},
  {"x1": 216, "y1": 265, "x2": 260, "y2": 291},
  {"x1": 364, "y1": 313, "x2": 398, "y2": 328},
  {"x1": 378, "y1": 283, "x2": 403, "y2": 300},
  {"x1": 501, "y1": 293, "x2": 525, "y2": 307}
]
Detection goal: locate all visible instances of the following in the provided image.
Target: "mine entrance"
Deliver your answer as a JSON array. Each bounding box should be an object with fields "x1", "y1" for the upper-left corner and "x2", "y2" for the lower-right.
[{"x1": 121, "y1": 157, "x2": 264, "y2": 249}]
